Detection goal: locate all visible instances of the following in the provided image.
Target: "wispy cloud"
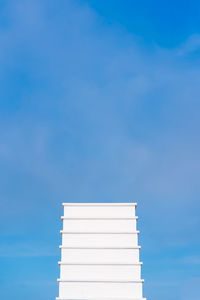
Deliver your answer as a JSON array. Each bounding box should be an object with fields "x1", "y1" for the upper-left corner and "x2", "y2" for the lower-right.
[
  {"x1": 177, "y1": 34, "x2": 200, "y2": 56},
  {"x1": 179, "y1": 255, "x2": 200, "y2": 265},
  {"x1": 0, "y1": 243, "x2": 57, "y2": 258},
  {"x1": 181, "y1": 278, "x2": 200, "y2": 300}
]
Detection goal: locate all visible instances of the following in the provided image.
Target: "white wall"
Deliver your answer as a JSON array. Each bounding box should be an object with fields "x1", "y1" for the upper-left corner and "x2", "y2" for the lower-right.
[
  {"x1": 58, "y1": 281, "x2": 143, "y2": 298},
  {"x1": 61, "y1": 232, "x2": 139, "y2": 247},
  {"x1": 63, "y1": 203, "x2": 136, "y2": 218},
  {"x1": 62, "y1": 218, "x2": 138, "y2": 232},
  {"x1": 60, "y1": 264, "x2": 141, "y2": 280},
  {"x1": 57, "y1": 203, "x2": 145, "y2": 300},
  {"x1": 60, "y1": 247, "x2": 140, "y2": 263}
]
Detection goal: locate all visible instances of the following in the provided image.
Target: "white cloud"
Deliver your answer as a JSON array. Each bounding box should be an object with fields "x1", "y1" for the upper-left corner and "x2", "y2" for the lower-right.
[
  {"x1": 177, "y1": 34, "x2": 200, "y2": 56},
  {"x1": 181, "y1": 278, "x2": 200, "y2": 300}
]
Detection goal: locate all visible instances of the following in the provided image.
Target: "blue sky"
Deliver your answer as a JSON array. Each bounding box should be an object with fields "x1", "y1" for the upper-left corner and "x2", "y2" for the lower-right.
[{"x1": 0, "y1": 0, "x2": 200, "y2": 299}]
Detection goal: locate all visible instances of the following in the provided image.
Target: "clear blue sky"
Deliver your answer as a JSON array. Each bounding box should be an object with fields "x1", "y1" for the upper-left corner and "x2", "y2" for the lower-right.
[{"x1": 0, "y1": 1, "x2": 200, "y2": 300}]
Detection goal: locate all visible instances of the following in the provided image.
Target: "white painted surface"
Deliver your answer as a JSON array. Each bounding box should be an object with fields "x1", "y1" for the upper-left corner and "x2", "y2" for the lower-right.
[
  {"x1": 61, "y1": 232, "x2": 139, "y2": 247},
  {"x1": 58, "y1": 281, "x2": 143, "y2": 298},
  {"x1": 62, "y1": 218, "x2": 137, "y2": 232},
  {"x1": 60, "y1": 247, "x2": 140, "y2": 263},
  {"x1": 57, "y1": 203, "x2": 145, "y2": 300},
  {"x1": 60, "y1": 264, "x2": 141, "y2": 280},
  {"x1": 56, "y1": 298, "x2": 146, "y2": 300},
  {"x1": 63, "y1": 203, "x2": 136, "y2": 218}
]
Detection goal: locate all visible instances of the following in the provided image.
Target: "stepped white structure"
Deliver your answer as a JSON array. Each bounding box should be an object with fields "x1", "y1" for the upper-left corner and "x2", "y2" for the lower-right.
[{"x1": 56, "y1": 203, "x2": 146, "y2": 300}]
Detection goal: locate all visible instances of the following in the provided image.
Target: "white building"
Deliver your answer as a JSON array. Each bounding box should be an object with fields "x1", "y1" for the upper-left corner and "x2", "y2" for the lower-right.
[{"x1": 56, "y1": 203, "x2": 146, "y2": 300}]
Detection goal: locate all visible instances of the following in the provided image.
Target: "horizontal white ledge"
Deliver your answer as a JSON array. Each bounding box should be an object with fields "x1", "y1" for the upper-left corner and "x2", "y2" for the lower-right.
[
  {"x1": 61, "y1": 217, "x2": 138, "y2": 220},
  {"x1": 58, "y1": 262, "x2": 143, "y2": 265},
  {"x1": 60, "y1": 230, "x2": 140, "y2": 234},
  {"x1": 59, "y1": 246, "x2": 141, "y2": 249},
  {"x1": 62, "y1": 203, "x2": 137, "y2": 206},
  {"x1": 58, "y1": 294, "x2": 143, "y2": 299},
  {"x1": 57, "y1": 279, "x2": 144, "y2": 283}
]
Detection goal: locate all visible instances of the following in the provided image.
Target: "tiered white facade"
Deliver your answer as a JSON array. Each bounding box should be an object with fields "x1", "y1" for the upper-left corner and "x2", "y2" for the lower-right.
[{"x1": 56, "y1": 203, "x2": 146, "y2": 300}]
